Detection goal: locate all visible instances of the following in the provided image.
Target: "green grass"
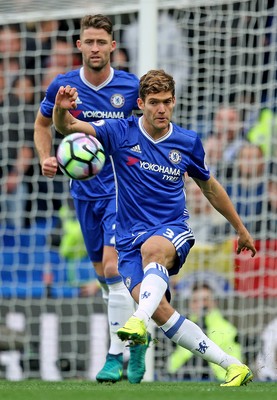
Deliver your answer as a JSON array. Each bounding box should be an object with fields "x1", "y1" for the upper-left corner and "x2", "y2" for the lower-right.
[{"x1": 0, "y1": 380, "x2": 276, "y2": 400}]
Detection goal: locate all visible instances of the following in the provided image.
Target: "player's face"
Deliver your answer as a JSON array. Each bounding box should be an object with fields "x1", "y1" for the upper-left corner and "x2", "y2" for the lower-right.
[
  {"x1": 77, "y1": 28, "x2": 116, "y2": 71},
  {"x1": 138, "y1": 91, "x2": 176, "y2": 137}
]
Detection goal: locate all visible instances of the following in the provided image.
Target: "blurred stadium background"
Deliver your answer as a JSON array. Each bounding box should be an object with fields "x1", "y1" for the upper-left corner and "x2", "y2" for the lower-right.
[{"x1": 0, "y1": 0, "x2": 276, "y2": 382}]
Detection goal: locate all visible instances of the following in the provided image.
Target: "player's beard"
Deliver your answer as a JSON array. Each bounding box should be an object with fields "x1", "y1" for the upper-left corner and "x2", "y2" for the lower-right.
[{"x1": 86, "y1": 56, "x2": 109, "y2": 72}]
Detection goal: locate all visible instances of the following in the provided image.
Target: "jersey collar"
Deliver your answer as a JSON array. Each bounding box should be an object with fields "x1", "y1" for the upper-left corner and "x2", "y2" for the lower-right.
[
  {"x1": 79, "y1": 67, "x2": 114, "y2": 91},
  {"x1": 138, "y1": 116, "x2": 173, "y2": 143}
]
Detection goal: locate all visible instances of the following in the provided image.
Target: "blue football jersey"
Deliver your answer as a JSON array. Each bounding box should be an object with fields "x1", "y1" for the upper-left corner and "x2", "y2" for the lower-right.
[
  {"x1": 40, "y1": 67, "x2": 139, "y2": 200},
  {"x1": 92, "y1": 116, "x2": 210, "y2": 244}
]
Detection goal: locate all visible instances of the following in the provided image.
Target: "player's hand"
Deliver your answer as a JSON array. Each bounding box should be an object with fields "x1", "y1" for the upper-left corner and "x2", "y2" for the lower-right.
[
  {"x1": 236, "y1": 230, "x2": 257, "y2": 257},
  {"x1": 55, "y1": 85, "x2": 78, "y2": 110},
  {"x1": 42, "y1": 156, "x2": 58, "y2": 178}
]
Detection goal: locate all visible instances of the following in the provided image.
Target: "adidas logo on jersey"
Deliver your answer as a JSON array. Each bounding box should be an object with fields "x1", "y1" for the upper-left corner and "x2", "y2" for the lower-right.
[
  {"x1": 75, "y1": 96, "x2": 82, "y2": 104},
  {"x1": 130, "y1": 145, "x2": 142, "y2": 153}
]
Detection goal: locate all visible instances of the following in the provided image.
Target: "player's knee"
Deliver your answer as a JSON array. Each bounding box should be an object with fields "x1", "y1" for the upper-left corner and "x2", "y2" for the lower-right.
[
  {"x1": 141, "y1": 242, "x2": 167, "y2": 266},
  {"x1": 102, "y1": 246, "x2": 118, "y2": 278},
  {"x1": 104, "y1": 263, "x2": 119, "y2": 278}
]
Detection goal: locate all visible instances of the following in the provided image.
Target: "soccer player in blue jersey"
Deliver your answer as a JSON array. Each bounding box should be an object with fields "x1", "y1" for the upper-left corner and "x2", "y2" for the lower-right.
[
  {"x1": 34, "y1": 14, "x2": 148, "y2": 384},
  {"x1": 53, "y1": 69, "x2": 257, "y2": 387}
]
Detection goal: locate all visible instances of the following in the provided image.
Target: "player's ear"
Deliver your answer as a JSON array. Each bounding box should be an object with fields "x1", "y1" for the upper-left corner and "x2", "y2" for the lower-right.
[
  {"x1": 111, "y1": 40, "x2": 116, "y2": 53},
  {"x1": 137, "y1": 98, "x2": 144, "y2": 110},
  {"x1": 76, "y1": 39, "x2": 82, "y2": 52}
]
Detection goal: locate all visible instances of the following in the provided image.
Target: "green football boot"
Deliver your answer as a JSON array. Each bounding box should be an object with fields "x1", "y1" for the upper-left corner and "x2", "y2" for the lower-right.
[
  {"x1": 96, "y1": 353, "x2": 123, "y2": 383},
  {"x1": 127, "y1": 332, "x2": 152, "y2": 384}
]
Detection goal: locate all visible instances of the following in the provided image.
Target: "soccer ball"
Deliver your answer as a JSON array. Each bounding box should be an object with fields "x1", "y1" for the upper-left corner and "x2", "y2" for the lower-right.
[{"x1": 56, "y1": 133, "x2": 105, "y2": 180}]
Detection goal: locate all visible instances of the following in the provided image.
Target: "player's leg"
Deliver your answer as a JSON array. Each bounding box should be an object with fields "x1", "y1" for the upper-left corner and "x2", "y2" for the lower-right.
[
  {"x1": 116, "y1": 232, "x2": 175, "y2": 343},
  {"x1": 73, "y1": 198, "x2": 127, "y2": 382},
  {"x1": 117, "y1": 230, "x2": 252, "y2": 386},
  {"x1": 72, "y1": 197, "x2": 108, "y2": 300},
  {"x1": 119, "y1": 287, "x2": 252, "y2": 386},
  {"x1": 114, "y1": 245, "x2": 154, "y2": 383},
  {"x1": 94, "y1": 257, "x2": 129, "y2": 383},
  {"x1": 155, "y1": 304, "x2": 252, "y2": 386},
  {"x1": 101, "y1": 201, "x2": 149, "y2": 384},
  {"x1": 118, "y1": 232, "x2": 185, "y2": 333},
  {"x1": 101, "y1": 199, "x2": 135, "y2": 369},
  {"x1": 117, "y1": 235, "x2": 174, "y2": 343},
  {"x1": 100, "y1": 245, "x2": 135, "y2": 380},
  {"x1": 98, "y1": 245, "x2": 149, "y2": 384}
]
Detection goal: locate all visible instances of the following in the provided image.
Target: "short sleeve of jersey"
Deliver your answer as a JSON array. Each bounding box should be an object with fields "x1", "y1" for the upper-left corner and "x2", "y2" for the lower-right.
[
  {"x1": 187, "y1": 135, "x2": 210, "y2": 180},
  {"x1": 91, "y1": 118, "x2": 130, "y2": 154},
  {"x1": 40, "y1": 75, "x2": 64, "y2": 118}
]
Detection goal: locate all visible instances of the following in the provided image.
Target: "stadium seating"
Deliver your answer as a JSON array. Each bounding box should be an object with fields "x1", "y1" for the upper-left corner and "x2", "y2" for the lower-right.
[{"x1": 0, "y1": 222, "x2": 96, "y2": 298}]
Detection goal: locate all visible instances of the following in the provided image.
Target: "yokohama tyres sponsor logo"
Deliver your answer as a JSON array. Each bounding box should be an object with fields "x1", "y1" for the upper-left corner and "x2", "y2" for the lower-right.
[
  {"x1": 82, "y1": 110, "x2": 124, "y2": 119},
  {"x1": 140, "y1": 161, "x2": 180, "y2": 177}
]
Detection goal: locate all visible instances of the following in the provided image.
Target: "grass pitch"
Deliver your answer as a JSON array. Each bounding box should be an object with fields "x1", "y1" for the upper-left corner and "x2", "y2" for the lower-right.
[{"x1": 0, "y1": 380, "x2": 276, "y2": 400}]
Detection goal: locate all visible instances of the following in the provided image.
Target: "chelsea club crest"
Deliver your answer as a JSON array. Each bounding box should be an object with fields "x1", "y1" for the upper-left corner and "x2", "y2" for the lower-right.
[
  {"x1": 125, "y1": 277, "x2": 131, "y2": 289},
  {"x1": 169, "y1": 149, "x2": 182, "y2": 164},
  {"x1": 110, "y1": 93, "x2": 125, "y2": 108}
]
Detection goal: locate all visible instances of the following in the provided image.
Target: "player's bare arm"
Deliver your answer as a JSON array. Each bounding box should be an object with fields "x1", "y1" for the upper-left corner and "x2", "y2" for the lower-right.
[
  {"x1": 53, "y1": 85, "x2": 96, "y2": 138},
  {"x1": 193, "y1": 175, "x2": 257, "y2": 257},
  {"x1": 34, "y1": 110, "x2": 58, "y2": 178}
]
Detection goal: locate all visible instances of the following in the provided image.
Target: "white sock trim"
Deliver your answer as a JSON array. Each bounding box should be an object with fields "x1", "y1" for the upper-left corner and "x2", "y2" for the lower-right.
[{"x1": 160, "y1": 311, "x2": 180, "y2": 333}]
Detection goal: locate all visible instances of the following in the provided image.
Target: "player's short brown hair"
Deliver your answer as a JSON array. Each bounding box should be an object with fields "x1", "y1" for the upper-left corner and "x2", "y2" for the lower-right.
[
  {"x1": 139, "y1": 69, "x2": 175, "y2": 101},
  {"x1": 80, "y1": 14, "x2": 113, "y2": 37}
]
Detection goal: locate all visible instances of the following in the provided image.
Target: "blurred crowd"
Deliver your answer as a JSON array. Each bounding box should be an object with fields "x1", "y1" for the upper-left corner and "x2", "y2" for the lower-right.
[
  {"x1": 0, "y1": 7, "x2": 276, "y2": 290},
  {"x1": 0, "y1": 6, "x2": 276, "y2": 282}
]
